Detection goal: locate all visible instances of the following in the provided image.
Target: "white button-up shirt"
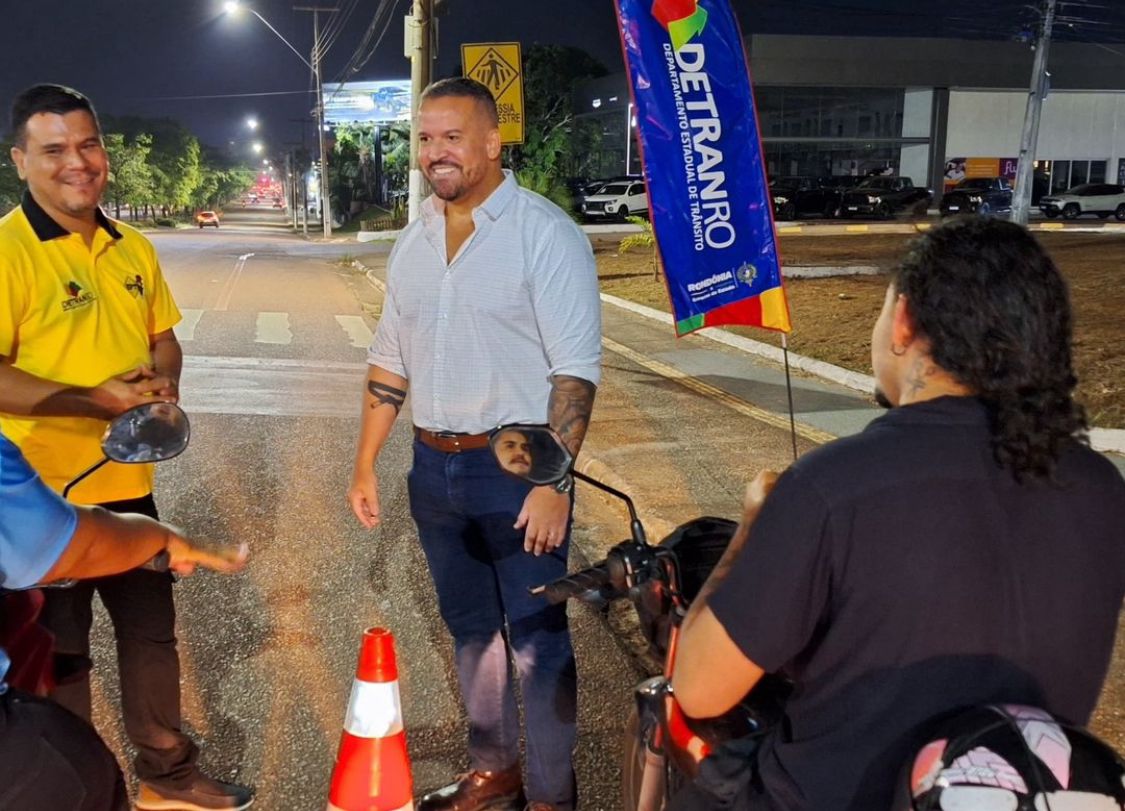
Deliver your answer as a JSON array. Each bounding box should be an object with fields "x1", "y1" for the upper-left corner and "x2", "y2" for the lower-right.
[{"x1": 368, "y1": 171, "x2": 602, "y2": 433}]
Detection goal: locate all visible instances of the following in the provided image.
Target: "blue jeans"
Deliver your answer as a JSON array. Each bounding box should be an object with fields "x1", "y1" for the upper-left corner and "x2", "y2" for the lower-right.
[{"x1": 408, "y1": 440, "x2": 577, "y2": 808}]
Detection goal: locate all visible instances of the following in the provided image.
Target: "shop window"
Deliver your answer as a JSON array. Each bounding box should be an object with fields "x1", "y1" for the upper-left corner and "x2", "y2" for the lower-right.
[
  {"x1": 1051, "y1": 161, "x2": 1070, "y2": 193},
  {"x1": 1118, "y1": 158, "x2": 1125, "y2": 185},
  {"x1": 1089, "y1": 160, "x2": 1107, "y2": 184},
  {"x1": 1071, "y1": 160, "x2": 1089, "y2": 186}
]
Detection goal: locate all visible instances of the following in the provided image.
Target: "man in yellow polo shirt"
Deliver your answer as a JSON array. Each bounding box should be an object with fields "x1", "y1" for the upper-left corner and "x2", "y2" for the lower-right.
[{"x1": 0, "y1": 84, "x2": 252, "y2": 810}]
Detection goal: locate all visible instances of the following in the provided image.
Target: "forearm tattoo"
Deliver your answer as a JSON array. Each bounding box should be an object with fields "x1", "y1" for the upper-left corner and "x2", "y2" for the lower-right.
[
  {"x1": 367, "y1": 380, "x2": 406, "y2": 414},
  {"x1": 548, "y1": 375, "x2": 597, "y2": 457}
]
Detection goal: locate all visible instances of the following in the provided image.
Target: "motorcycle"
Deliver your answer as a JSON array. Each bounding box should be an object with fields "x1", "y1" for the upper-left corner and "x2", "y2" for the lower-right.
[
  {"x1": 487, "y1": 424, "x2": 1125, "y2": 811},
  {"x1": 1, "y1": 402, "x2": 192, "y2": 695},
  {"x1": 487, "y1": 424, "x2": 789, "y2": 811}
]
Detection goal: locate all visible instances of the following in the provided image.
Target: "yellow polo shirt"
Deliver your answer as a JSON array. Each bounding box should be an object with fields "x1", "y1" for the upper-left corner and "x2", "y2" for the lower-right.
[{"x1": 0, "y1": 192, "x2": 181, "y2": 504}]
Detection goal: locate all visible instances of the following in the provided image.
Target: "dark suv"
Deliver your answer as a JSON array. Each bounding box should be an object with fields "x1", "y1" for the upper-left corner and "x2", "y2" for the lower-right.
[
  {"x1": 940, "y1": 177, "x2": 1013, "y2": 217},
  {"x1": 771, "y1": 176, "x2": 853, "y2": 220},
  {"x1": 840, "y1": 176, "x2": 932, "y2": 219}
]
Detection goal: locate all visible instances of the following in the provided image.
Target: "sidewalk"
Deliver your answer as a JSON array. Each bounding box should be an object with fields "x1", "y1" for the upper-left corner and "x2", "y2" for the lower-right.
[{"x1": 355, "y1": 252, "x2": 1125, "y2": 548}]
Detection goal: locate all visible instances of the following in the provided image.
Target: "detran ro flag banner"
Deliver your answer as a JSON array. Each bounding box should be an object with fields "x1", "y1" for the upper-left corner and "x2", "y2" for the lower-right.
[{"x1": 614, "y1": 0, "x2": 791, "y2": 334}]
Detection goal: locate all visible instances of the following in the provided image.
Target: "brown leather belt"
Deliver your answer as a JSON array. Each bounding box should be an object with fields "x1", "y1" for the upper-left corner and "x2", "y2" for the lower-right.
[{"x1": 414, "y1": 427, "x2": 492, "y2": 453}]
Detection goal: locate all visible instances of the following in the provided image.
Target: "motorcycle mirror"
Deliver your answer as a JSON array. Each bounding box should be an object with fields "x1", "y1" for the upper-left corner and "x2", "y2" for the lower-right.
[
  {"x1": 101, "y1": 402, "x2": 190, "y2": 464},
  {"x1": 488, "y1": 424, "x2": 573, "y2": 486}
]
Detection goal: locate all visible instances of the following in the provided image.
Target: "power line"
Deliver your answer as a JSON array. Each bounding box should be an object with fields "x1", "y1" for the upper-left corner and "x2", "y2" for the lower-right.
[{"x1": 130, "y1": 90, "x2": 316, "y2": 101}]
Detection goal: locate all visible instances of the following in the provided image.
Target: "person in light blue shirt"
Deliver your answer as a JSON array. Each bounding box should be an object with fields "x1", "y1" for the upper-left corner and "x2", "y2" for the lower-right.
[{"x1": 1, "y1": 434, "x2": 246, "y2": 810}]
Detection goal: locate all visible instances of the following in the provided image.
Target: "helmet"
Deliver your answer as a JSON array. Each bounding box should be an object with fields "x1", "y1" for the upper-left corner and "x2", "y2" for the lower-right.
[{"x1": 907, "y1": 704, "x2": 1125, "y2": 810}]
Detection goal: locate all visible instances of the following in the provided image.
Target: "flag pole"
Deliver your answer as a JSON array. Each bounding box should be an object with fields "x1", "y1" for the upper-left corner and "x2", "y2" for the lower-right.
[{"x1": 781, "y1": 333, "x2": 799, "y2": 461}]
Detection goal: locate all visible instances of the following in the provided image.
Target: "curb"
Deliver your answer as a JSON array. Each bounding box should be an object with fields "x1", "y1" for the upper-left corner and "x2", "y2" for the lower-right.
[
  {"x1": 357, "y1": 261, "x2": 1123, "y2": 460},
  {"x1": 599, "y1": 294, "x2": 1125, "y2": 456}
]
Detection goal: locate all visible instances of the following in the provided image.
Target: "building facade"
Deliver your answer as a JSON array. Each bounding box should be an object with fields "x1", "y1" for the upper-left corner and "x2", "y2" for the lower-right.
[{"x1": 575, "y1": 35, "x2": 1125, "y2": 199}]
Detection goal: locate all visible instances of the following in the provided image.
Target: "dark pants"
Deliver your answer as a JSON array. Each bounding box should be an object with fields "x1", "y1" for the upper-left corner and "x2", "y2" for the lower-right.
[
  {"x1": 39, "y1": 494, "x2": 198, "y2": 787},
  {"x1": 0, "y1": 688, "x2": 128, "y2": 811},
  {"x1": 408, "y1": 441, "x2": 578, "y2": 809}
]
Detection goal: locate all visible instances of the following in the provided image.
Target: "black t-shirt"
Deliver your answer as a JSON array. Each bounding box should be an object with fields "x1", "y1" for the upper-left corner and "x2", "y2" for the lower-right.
[{"x1": 708, "y1": 396, "x2": 1125, "y2": 811}]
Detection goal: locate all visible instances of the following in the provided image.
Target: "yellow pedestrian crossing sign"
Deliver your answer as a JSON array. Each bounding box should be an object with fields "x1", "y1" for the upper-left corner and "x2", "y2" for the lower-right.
[{"x1": 462, "y1": 42, "x2": 524, "y2": 145}]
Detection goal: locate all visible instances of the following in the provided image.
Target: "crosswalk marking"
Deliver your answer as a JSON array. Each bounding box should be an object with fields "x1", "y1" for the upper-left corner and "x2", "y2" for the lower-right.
[
  {"x1": 255, "y1": 312, "x2": 293, "y2": 344},
  {"x1": 334, "y1": 315, "x2": 374, "y2": 349},
  {"x1": 175, "y1": 309, "x2": 204, "y2": 342}
]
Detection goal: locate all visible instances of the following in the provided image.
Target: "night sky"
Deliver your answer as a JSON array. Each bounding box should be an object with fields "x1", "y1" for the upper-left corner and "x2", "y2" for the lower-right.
[{"x1": 2, "y1": 1, "x2": 1123, "y2": 155}]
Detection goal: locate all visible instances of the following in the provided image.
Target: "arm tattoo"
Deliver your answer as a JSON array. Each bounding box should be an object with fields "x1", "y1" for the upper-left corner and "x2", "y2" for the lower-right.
[
  {"x1": 548, "y1": 375, "x2": 597, "y2": 457},
  {"x1": 367, "y1": 380, "x2": 406, "y2": 414}
]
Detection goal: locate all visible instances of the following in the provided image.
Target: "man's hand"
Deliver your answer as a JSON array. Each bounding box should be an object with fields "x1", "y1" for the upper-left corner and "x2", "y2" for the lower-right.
[
  {"x1": 515, "y1": 486, "x2": 570, "y2": 556},
  {"x1": 348, "y1": 468, "x2": 382, "y2": 529},
  {"x1": 90, "y1": 366, "x2": 177, "y2": 417},
  {"x1": 166, "y1": 534, "x2": 249, "y2": 576}
]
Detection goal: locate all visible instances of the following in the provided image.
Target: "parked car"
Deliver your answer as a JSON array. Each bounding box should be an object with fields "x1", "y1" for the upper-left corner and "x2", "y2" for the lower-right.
[
  {"x1": 940, "y1": 177, "x2": 1013, "y2": 217},
  {"x1": 1038, "y1": 183, "x2": 1125, "y2": 220},
  {"x1": 196, "y1": 211, "x2": 220, "y2": 228},
  {"x1": 581, "y1": 179, "x2": 648, "y2": 220},
  {"x1": 771, "y1": 176, "x2": 851, "y2": 220},
  {"x1": 840, "y1": 176, "x2": 932, "y2": 219}
]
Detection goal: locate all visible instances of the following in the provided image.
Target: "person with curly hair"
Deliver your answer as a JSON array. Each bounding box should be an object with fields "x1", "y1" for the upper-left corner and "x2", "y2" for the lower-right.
[{"x1": 669, "y1": 217, "x2": 1125, "y2": 811}]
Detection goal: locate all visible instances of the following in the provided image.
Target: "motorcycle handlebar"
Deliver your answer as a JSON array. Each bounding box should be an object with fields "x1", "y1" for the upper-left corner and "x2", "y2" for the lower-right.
[{"x1": 529, "y1": 562, "x2": 611, "y2": 605}]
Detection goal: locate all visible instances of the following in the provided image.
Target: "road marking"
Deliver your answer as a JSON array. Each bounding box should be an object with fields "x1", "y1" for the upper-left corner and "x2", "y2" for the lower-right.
[
  {"x1": 601, "y1": 337, "x2": 837, "y2": 445},
  {"x1": 174, "y1": 309, "x2": 204, "y2": 341},
  {"x1": 180, "y1": 354, "x2": 363, "y2": 417},
  {"x1": 777, "y1": 226, "x2": 803, "y2": 235},
  {"x1": 183, "y1": 355, "x2": 364, "y2": 372},
  {"x1": 214, "y1": 252, "x2": 253, "y2": 311},
  {"x1": 255, "y1": 312, "x2": 292, "y2": 344},
  {"x1": 335, "y1": 315, "x2": 374, "y2": 349},
  {"x1": 844, "y1": 224, "x2": 869, "y2": 233}
]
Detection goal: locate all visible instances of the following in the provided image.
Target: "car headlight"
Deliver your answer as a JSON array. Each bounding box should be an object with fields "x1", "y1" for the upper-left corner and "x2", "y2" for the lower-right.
[
  {"x1": 867, "y1": 195, "x2": 881, "y2": 204},
  {"x1": 773, "y1": 196, "x2": 789, "y2": 205},
  {"x1": 968, "y1": 195, "x2": 983, "y2": 203}
]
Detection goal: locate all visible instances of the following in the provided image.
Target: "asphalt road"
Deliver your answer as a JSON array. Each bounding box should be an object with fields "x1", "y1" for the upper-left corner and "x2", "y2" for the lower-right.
[{"x1": 86, "y1": 207, "x2": 642, "y2": 810}]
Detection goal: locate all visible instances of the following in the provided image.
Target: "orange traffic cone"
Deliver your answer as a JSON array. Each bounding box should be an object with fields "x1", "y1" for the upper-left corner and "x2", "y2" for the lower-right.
[{"x1": 326, "y1": 627, "x2": 415, "y2": 811}]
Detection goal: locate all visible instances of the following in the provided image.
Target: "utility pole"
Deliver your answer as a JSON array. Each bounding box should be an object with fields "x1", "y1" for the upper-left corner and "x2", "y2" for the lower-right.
[
  {"x1": 1011, "y1": 0, "x2": 1057, "y2": 225},
  {"x1": 295, "y1": 5, "x2": 337, "y2": 237},
  {"x1": 406, "y1": 0, "x2": 433, "y2": 222}
]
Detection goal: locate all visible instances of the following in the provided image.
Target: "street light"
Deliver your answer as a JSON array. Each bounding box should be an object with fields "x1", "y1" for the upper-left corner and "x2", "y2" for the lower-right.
[
  {"x1": 246, "y1": 116, "x2": 259, "y2": 131},
  {"x1": 252, "y1": 141, "x2": 264, "y2": 154},
  {"x1": 223, "y1": 1, "x2": 313, "y2": 70},
  {"x1": 224, "y1": 0, "x2": 332, "y2": 237}
]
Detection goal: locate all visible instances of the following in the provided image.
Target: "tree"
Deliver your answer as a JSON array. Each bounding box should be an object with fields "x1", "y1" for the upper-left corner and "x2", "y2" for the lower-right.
[
  {"x1": 0, "y1": 141, "x2": 22, "y2": 214},
  {"x1": 506, "y1": 45, "x2": 608, "y2": 204},
  {"x1": 104, "y1": 132, "x2": 155, "y2": 220},
  {"x1": 107, "y1": 117, "x2": 202, "y2": 216}
]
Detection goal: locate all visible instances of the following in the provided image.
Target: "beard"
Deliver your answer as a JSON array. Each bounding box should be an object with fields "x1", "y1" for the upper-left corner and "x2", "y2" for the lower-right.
[
  {"x1": 426, "y1": 162, "x2": 466, "y2": 201},
  {"x1": 874, "y1": 387, "x2": 894, "y2": 409}
]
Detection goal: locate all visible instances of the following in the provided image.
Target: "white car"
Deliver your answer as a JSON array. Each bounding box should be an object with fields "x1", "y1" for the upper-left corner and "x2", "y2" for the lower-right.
[
  {"x1": 581, "y1": 180, "x2": 648, "y2": 220},
  {"x1": 1039, "y1": 183, "x2": 1125, "y2": 221}
]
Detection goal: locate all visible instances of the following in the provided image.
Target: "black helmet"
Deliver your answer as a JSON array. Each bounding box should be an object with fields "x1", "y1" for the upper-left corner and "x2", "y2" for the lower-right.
[{"x1": 907, "y1": 704, "x2": 1125, "y2": 810}]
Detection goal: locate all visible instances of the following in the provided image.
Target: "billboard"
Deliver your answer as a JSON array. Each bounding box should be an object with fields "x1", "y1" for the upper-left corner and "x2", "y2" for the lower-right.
[{"x1": 323, "y1": 81, "x2": 412, "y2": 125}]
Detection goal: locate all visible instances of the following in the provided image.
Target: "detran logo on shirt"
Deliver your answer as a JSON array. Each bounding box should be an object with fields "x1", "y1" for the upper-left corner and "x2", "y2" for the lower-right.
[{"x1": 651, "y1": 0, "x2": 708, "y2": 51}]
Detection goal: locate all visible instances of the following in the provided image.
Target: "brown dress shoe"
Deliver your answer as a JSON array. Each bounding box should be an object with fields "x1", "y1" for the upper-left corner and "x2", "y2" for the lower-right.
[{"x1": 417, "y1": 765, "x2": 525, "y2": 811}]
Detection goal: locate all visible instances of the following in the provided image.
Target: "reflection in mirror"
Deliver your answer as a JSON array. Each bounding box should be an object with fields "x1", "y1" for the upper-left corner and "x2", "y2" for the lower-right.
[
  {"x1": 101, "y1": 403, "x2": 191, "y2": 464},
  {"x1": 489, "y1": 424, "x2": 573, "y2": 486}
]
